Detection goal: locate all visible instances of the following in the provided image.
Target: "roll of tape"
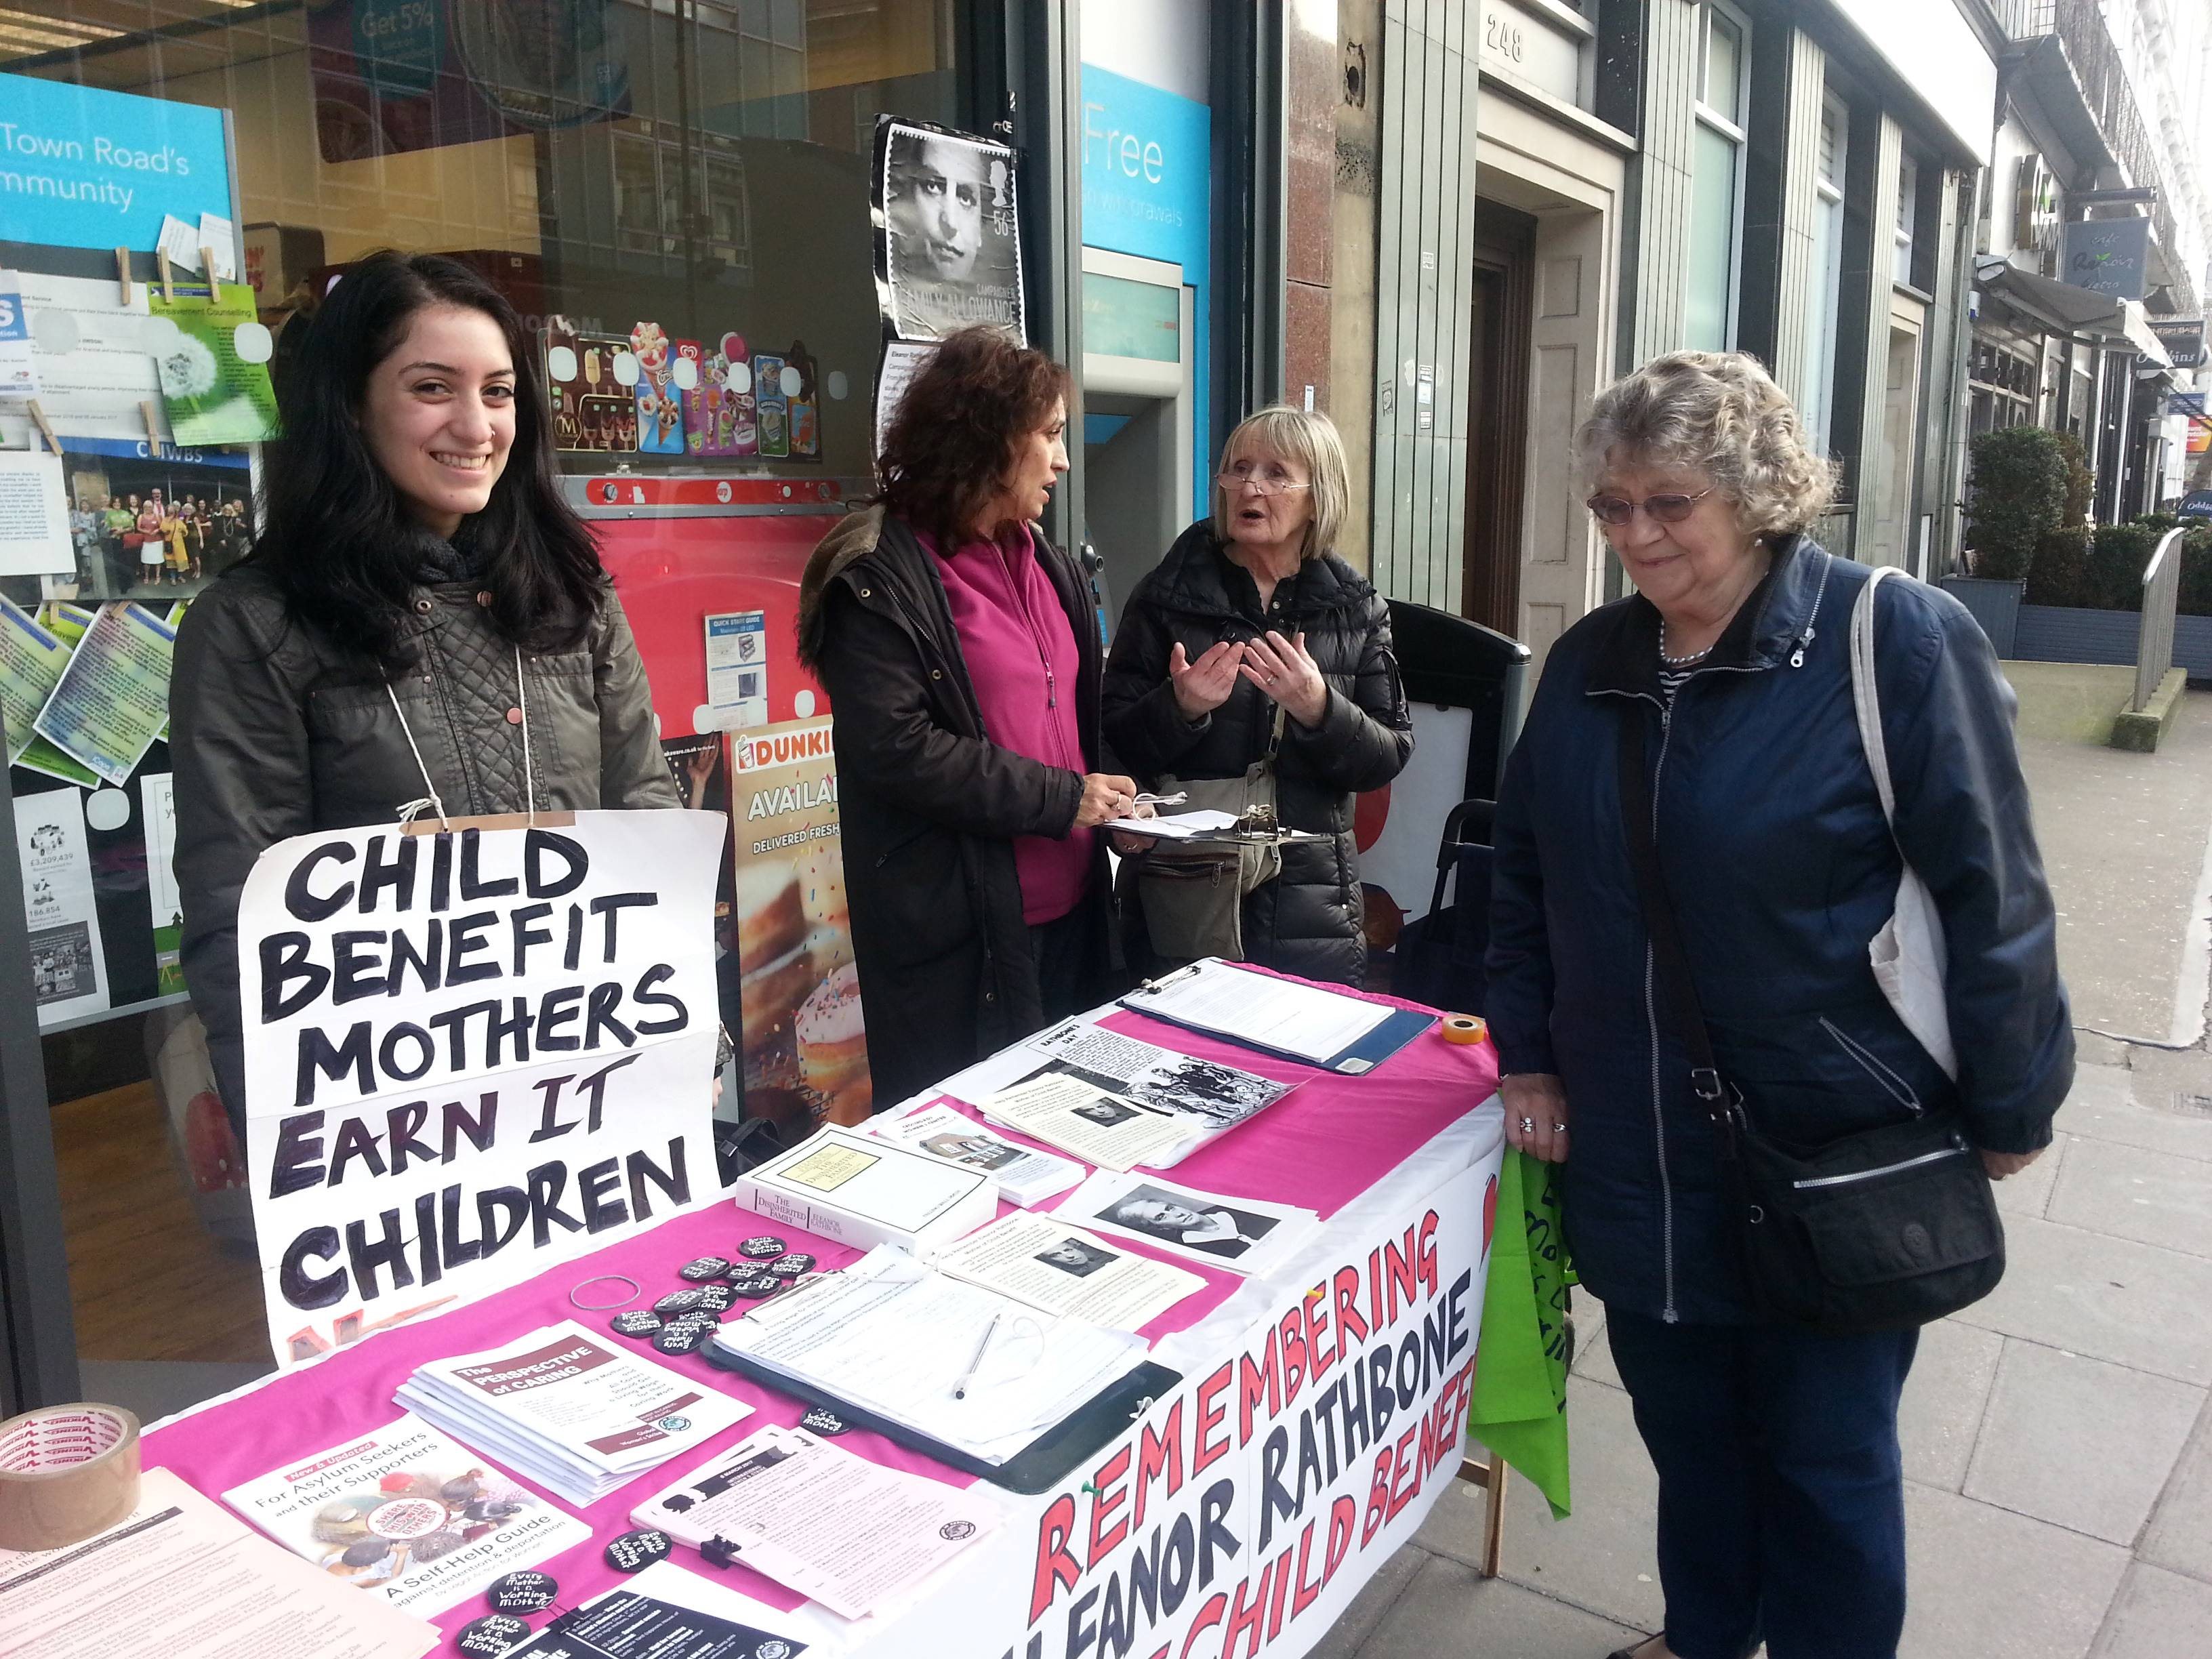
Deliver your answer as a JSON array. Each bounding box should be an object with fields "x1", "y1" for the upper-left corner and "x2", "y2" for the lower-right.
[
  {"x1": 0, "y1": 1402, "x2": 142, "y2": 1551},
  {"x1": 1439, "y1": 1015, "x2": 1488, "y2": 1045}
]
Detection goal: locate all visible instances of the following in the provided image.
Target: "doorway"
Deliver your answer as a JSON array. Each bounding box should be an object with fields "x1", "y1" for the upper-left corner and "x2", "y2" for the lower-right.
[
  {"x1": 1462, "y1": 201, "x2": 1536, "y2": 634},
  {"x1": 1865, "y1": 298, "x2": 1925, "y2": 569}
]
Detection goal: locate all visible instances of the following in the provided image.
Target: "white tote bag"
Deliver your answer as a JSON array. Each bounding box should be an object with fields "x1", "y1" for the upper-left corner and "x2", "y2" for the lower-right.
[{"x1": 1851, "y1": 567, "x2": 1960, "y2": 1081}]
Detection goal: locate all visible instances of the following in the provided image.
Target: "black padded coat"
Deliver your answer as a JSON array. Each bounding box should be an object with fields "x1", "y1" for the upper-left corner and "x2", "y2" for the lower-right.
[
  {"x1": 172, "y1": 562, "x2": 678, "y2": 1132},
  {"x1": 1102, "y1": 522, "x2": 1413, "y2": 987}
]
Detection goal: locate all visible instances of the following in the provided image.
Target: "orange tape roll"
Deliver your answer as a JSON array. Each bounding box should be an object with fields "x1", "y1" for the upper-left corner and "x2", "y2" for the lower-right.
[{"x1": 1439, "y1": 1015, "x2": 1488, "y2": 1044}]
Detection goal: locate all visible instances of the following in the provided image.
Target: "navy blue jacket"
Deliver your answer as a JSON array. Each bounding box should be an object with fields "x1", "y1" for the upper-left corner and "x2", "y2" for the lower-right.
[{"x1": 1486, "y1": 537, "x2": 2073, "y2": 1324}]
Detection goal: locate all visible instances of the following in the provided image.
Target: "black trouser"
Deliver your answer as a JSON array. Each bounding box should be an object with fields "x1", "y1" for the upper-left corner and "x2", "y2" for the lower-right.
[{"x1": 1029, "y1": 897, "x2": 1103, "y2": 1025}]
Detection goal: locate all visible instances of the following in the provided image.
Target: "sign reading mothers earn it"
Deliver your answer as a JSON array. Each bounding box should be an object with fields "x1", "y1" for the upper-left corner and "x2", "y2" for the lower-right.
[
  {"x1": 0, "y1": 72, "x2": 230, "y2": 251},
  {"x1": 237, "y1": 810, "x2": 726, "y2": 1367}
]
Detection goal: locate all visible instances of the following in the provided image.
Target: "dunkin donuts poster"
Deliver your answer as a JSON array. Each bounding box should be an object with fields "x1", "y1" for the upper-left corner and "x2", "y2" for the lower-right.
[{"x1": 728, "y1": 717, "x2": 872, "y2": 1130}]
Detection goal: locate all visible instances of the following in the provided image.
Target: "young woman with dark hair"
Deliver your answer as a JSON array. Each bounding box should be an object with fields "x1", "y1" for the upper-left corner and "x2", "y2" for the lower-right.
[
  {"x1": 797, "y1": 326, "x2": 1139, "y2": 1105},
  {"x1": 171, "y1": 250, "x2": 677, "y2": 1132}
]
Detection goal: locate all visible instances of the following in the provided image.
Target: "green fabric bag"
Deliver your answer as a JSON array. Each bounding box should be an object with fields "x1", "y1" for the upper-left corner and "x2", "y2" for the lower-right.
[{"x1": 1468, "y1": 1148, "x2": 1574, "y2": 1519}]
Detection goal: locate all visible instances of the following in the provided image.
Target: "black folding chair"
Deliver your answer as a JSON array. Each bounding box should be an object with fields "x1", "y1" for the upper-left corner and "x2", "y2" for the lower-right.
[{"x1": 1391, "y1": 799, "x2": 1496, "y2": 1017}]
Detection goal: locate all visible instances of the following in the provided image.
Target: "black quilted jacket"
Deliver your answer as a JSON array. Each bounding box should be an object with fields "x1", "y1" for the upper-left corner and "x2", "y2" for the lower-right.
[
  {"x1": 171, "y1": 562, "x2": 677, "y2": 1130},
  {"x1": 1102, "y1": 523, "x2": 1413, "y2": 987}
]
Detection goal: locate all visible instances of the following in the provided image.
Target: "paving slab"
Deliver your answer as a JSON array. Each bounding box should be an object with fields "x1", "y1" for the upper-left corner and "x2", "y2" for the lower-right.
[
  {"x1": 1306, "y1": 1541, "x2": 1431, "y2": 1659},
  {"x1": 2138, "y1": 1397, "x2": 2212, "y2": 1584},
  {"x1": 2087, "y1": 1563, "x2": 2212, "y2": 1659},
  {"x1": 1419, "y1": 1376, "x2": 1664, "y2": 1631},
  {"x1": 1948, "y1": 1214, "x2": 2212, "y2": 1385},
  {"x1": 1896, "y1": 1319, "x2": 2004, "y2": 1493},
  {"x1": 2045, "y1": 1132, "x2": 2212, "y2": 1258},
  {"x1": 2072, "y1": 1031, "x2": 2133, "y2": 1068},
  {"x1": 2053, "y1": 1061, "x2": 2212, "y2": 1164},
  {"x1": 1349, "y1": 1553, "x2": 1645, "y2": 1659},
  {"x1": 2017, "y1": 696, "x2": 2212, "y2": 1040},
  {"x1": 1994, "y1": 1131, "x2": 2069, "y2": 1221},
  {"x1": 1572, "y1": 1300, "x2": 1623, "y2": 1391},
  {"x1": 1899, "y1": 1482, "x2": 2131, "y2": 1659},
  {"x1": 1961, "y1": 1340, "x2": 2203, "y2": 1545}
]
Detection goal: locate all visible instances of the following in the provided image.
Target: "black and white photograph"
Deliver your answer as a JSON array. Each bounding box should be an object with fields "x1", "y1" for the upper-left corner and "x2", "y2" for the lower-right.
[
  {"x1": 1072, "y1": 1098, "x2": 1141, "y2": 1128},
  {"x1": 1025, "y1": 1019, "x2": 1296, "y2": 1128},
  {"x1": 874, "y1": 119, "x2": 1024, "y2": 344},
  {"x1": 922, "y1": 1129, "x2": 1025, "y2": 1171},
  {"x1": 1033, "y1": 1236, "x2": 1117, "y2": 1278},
  {"x1": 1067, "y1": 1170, "x2": 1320, "y2": 1277}
]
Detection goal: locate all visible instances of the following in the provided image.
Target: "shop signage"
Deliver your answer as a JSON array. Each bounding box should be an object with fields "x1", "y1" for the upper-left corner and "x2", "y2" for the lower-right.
[
  {"x1": 1477, "y1": 1, "x2": 1586, "y2": 108},
  {"x1": 2061, "y1": 217, "x2": 2152, "y2": 302},
  {"x1": 2012, "y1": 155, "x2": 2061, "y2": 256},
  {"x1": 2149, "y1": 318, "x2": 2207, "y2": 368},
  {"x1": 0, "y1": 71, "x2": 229, "y2": 253},
  {"x1": 1022, "y1": 1158, "x2": 1496, "y2": 1659},
  {"x1": 237, "y1": 809, "x2": 727, "y2": 1366}
]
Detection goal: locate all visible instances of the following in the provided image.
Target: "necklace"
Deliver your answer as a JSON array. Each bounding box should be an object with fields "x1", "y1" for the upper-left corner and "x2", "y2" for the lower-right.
[{"x1": 1658, "y1": 621, "x2": 1714, "y2": 666}]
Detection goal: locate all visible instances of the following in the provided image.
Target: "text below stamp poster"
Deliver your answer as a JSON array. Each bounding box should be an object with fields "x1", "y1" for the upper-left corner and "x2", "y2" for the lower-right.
[{"x1": 236, "y1": 808, "x2": 729, "y2": 1366}]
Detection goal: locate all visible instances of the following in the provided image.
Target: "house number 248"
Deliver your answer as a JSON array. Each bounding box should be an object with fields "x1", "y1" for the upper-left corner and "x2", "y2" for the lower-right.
[{"x1": 1485, "y1": 12, "x2": 1525, "y2": 62}]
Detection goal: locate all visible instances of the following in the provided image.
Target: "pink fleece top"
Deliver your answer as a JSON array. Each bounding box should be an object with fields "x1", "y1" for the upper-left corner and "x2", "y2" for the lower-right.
[{"x1": 927, "y1": 526, "x2": 1094, "y2": 925}]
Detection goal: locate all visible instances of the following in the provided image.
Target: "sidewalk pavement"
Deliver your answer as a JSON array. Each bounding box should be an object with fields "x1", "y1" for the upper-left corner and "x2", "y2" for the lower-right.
[{"x1": 1317, "y1": 689, "x2": 2212, "y2": 1658}]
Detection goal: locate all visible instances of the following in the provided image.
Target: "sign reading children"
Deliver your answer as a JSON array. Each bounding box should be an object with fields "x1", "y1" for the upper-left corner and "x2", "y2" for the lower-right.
[{"x1": 237, "y1": 809, "x2": 726, "y2": 1367}]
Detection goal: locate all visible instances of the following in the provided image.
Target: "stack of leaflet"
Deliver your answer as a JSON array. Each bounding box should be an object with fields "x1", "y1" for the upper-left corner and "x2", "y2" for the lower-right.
[{"x1": 395, "y1": 1320, "x2": 751, "y2": 1506}]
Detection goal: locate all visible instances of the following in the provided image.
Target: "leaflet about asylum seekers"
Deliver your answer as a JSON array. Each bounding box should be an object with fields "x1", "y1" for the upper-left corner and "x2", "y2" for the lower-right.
[
  {"x1": 630, "y1": 1424, "x2": 998, "y2": 1621},
  {"x1": 233, "y1": 809, "x2": 729, "y2": 1367}
]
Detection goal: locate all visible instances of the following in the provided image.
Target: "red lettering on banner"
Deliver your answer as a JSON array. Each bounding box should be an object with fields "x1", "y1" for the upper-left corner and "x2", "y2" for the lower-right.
[
  {"x1": 1363, "y1": 1446, "x2": 1393, "y2": 1545},
  {"x1": 1132, "y1": 1399, "x2": 1185, "y2": 1530},
  {"x1": 1031, "y1": 1494, "x2": 1081, "y2": 1624},
  {"x1": 1277, "y1": 1307, "x2": 1307, "y2": 1410},
  {"x1": 1383, "y1": 1229, "x2": 1420, "y2": 1328},
  {"x1": 1238, "y1": 1329, "x2": 1280, "y2": 1446},
  {"x1": 1305, "y1": 1285, "x2": 1335, "y2": 1379},
  {"x1": 1417, "y1": 1208, "x2": 1440, "y2": 1297},
  {"x1": 1265, "y1": 1542, "x2": 1296, "y2": 1640},
  {"x1": 1367, "y1": 1247, "x2": 1385, "y2": 1334},
  {"x1": 1179, "y1": 1593, "x2": 1228, "y2": 1658},
  {"x1": 1332, "y1": 1266, "x2": 1368, "y2": 1349},
  {"x1": 1194, "y1": 1361, "x2": 1234, "y2": 1475},
  {"x1": 1386, "y1": 1423, "x2": 1422, "y2": 1521},
  {"x1": 1088, "y1": 1446, "x2": 1132, "y2": 1567},
  {"x1": 1221, "y1": 1562, "x2": 1272, "y2": 1658}
]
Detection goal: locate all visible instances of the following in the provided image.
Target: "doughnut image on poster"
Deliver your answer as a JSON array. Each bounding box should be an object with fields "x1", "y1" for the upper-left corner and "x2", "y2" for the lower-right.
[{"x1": 873, "y1": 117, "x2": 1025, "y2": 344}]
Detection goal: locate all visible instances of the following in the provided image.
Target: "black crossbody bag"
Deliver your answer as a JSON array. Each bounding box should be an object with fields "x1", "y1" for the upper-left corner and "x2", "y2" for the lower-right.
[{"x1": 1616, "y1": 706, "x2": 2004, "y2": 1334}]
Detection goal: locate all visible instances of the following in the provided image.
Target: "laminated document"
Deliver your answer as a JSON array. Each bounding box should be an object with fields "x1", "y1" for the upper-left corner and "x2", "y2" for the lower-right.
[{"x1": 729, "y1": 1125, "x2": 997, "y2": 1252}]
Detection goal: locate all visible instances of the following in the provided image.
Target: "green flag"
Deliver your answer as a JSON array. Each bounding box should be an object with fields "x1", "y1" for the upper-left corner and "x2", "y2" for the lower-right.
[{"x1": 1468, "y1": 1148, "x2": 1574, "y2": 1518}]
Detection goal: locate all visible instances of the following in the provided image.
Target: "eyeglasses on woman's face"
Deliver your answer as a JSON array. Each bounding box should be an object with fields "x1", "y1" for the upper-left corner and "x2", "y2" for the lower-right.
[
  {"x1": 1217, "y1": 458, "x2": 1312, "y2": 496},
  {"x1": 1586, "y1": 488, "x2": 1714, "y2": 527}
]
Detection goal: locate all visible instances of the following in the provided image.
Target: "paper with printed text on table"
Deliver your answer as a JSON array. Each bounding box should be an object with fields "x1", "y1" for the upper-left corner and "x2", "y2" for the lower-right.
[{"x1": 1123, "y1": 957, "x2": 1393, "y2": 1063}]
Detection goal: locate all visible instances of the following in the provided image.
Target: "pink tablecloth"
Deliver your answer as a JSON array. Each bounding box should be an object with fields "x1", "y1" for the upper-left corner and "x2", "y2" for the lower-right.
[{"x1": 142, "y1": 977, "x2": 1498, "y2": 1645}]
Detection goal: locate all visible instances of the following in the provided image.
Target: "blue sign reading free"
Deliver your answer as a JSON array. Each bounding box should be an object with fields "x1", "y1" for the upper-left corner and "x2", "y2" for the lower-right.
[
  {"x1": 1080, "y1": 64, "x2": 1211, "y2": 517},
  {"x1": 0, "y1": 71, "x2": 231, "y2": 253}
]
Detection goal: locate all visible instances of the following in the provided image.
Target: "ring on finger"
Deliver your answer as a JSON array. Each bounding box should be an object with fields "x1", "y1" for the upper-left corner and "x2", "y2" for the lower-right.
[
  {"x1": 1551, "y1": 1121, "x2": 1569, "y2": 1134},
  {"x1": 1517, "y1": 1115, "x2": 1534, "y2": 1134}
]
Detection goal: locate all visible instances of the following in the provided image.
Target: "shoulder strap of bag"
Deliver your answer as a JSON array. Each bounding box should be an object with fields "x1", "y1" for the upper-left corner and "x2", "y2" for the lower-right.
[
  {"x1": 1850, "y1": 567, "x2": 1902, "y2": 830},
  {"x1": 1616, "y1": 705, "x2": 1734, "y2": 1122}
]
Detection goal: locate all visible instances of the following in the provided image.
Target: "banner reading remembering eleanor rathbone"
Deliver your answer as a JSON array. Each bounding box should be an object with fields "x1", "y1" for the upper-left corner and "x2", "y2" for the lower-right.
[{"x1": 238, "y1": 809, "x2": 726, "y2": 1367}]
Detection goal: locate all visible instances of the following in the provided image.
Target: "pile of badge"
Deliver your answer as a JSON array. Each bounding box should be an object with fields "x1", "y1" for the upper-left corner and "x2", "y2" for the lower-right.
[{"x1": 600, "y1": 1237, "x2": 821, "y2": 1357}]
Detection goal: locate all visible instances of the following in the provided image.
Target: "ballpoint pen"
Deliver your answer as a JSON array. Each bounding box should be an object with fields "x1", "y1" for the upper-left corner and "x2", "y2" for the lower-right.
[{"x1": 951, "y1": 1311, "x2": 1002, "y2": 1400}]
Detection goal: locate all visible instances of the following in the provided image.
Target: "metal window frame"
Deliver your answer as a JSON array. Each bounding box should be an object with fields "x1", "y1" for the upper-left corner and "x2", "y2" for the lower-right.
[{"x1": 1688, "y1": 0, "x2": 1752, "y2": 351}]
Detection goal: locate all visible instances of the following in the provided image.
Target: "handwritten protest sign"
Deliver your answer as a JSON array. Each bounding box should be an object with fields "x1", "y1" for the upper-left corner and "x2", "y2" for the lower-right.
[
  {"x1": 238, "y1": 809, "x2": 726, "y2": 1366},
  {"x1": 1010, "y1": 1155, "x2": 1499, "y2": 1659}
]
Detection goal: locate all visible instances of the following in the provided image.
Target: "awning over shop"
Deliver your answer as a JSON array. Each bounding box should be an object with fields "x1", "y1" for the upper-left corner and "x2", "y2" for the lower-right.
[{"x1": 1974, "y1": 257, "x2": 2125, "y2": 335}]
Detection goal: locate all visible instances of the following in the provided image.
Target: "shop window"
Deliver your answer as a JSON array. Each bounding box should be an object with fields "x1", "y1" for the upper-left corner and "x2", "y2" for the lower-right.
[
  {"x1": 1685, "y1": 1, "x2": 1749, "y2": 352},
  {"x1": 1893, "y1": 151, "x2": 1919, "y2": 289},
  {"x1": 1801, "y1": 94, "x2": 1847, "y2": 456}
]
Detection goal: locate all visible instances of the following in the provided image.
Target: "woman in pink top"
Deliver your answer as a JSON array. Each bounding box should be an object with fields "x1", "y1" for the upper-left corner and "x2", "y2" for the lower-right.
[{"x1": 798, "y1": 329, "x2": 1141, "y2": 1107}]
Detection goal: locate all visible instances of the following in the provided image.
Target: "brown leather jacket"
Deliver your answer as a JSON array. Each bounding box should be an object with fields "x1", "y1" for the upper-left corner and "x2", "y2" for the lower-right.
[{"x1": 171, "y1": 565, "x2": 677, "y2": 1128}]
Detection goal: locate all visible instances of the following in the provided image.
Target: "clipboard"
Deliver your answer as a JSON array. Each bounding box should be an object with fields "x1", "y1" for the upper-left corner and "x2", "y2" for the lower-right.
[
  {"x1": 702, "y1": 1343, "x2": 1181, "y2": 1495},
  {"x1": 1119, "y1": 971, "x2": 1436, "y2": 1076}
]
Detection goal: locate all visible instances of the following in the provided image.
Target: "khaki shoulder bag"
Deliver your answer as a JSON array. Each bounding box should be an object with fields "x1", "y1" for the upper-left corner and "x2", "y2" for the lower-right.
[{"x1": 1130, "y1": 702, "x2": 1286, "y2": 964}]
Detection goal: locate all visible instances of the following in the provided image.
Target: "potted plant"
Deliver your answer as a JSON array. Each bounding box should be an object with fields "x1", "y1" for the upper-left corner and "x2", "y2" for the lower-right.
[{"x1": 1948, "y1": 426, "x2": 2072, "y2": 656}]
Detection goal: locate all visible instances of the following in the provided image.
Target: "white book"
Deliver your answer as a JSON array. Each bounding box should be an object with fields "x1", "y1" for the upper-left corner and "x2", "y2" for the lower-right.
[
  {"x1": 729, "y1": 1125, "x2": 997, "y2": 1252},
  {"x1": 222, "y1": 1414, "x2": 590, "y2": 1616}
]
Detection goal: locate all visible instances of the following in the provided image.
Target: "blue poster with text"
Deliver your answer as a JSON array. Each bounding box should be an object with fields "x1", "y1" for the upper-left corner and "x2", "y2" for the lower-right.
[{"x1": 0, "y1": 72, "x2": 231, "y2": 254}]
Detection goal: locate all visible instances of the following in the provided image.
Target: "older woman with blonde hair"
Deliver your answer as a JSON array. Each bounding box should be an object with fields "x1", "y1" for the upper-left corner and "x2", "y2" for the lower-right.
[
  {"x1": 1488, "y1": 352, "x2": 2071, "y2": 1659},
  {"x1": 1102, "y1": 405, "x2": 1412, "y2": 985}
]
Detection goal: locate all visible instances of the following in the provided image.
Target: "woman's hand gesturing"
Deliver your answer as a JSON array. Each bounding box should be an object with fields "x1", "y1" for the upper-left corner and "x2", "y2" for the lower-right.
[
  {"x1": 1240, "y1": 630, "x2": 1328, "y2": 728},
  {"x1": 1170, "y1": 640, "x2": 1245, "y2": 720}
]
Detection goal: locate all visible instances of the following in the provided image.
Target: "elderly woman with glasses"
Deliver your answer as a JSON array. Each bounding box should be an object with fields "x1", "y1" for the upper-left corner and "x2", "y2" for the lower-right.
[
  {"x1": 1488, "y1": 352, "x2": 2071, "y2": 1659},
  {"x1": 1101, "y1": 405, "x2": 1412, "y2": 985}
]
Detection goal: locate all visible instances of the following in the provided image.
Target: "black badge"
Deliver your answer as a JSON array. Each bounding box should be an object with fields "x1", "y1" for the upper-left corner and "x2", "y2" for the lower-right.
[
  {"x1": 737, "y1": 1235, "x2": 787, "y2": 1260},
  {"x1": 605, "y1": 1530, "x2": 672, "y2": 1574},
  {"x1": 454, "y1": 1614, "x2": 532, "y2": 1656},
  {"x1": 725, "y1": 1273, "x2": 784, "y2": 1299},
  {"x1": 653, "y1": 1288, "x2": 707, "y2": 1315},
  {"x1": 609, "y1": 1309, "x2": 663, "y2": 1338},
  {"x1": 653, "y1": 1321, "x2": 712, "y2": 1355},
  {"x1": 693, "y1": 1282, "x2": 738, "y2": 1313},
  {"x1": 679, "y1": 1256, "x2": 733, "y2": 1282},
  {"x1": 485, "y1": 1572, "x2": 558, "y2": 1614},
  {"x1": 798, "y1": 1406, "x2": 852, "y2": 1437},
  {"x1": 767, "y1": 1252, "x2": 816, "y2": 1278}
]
